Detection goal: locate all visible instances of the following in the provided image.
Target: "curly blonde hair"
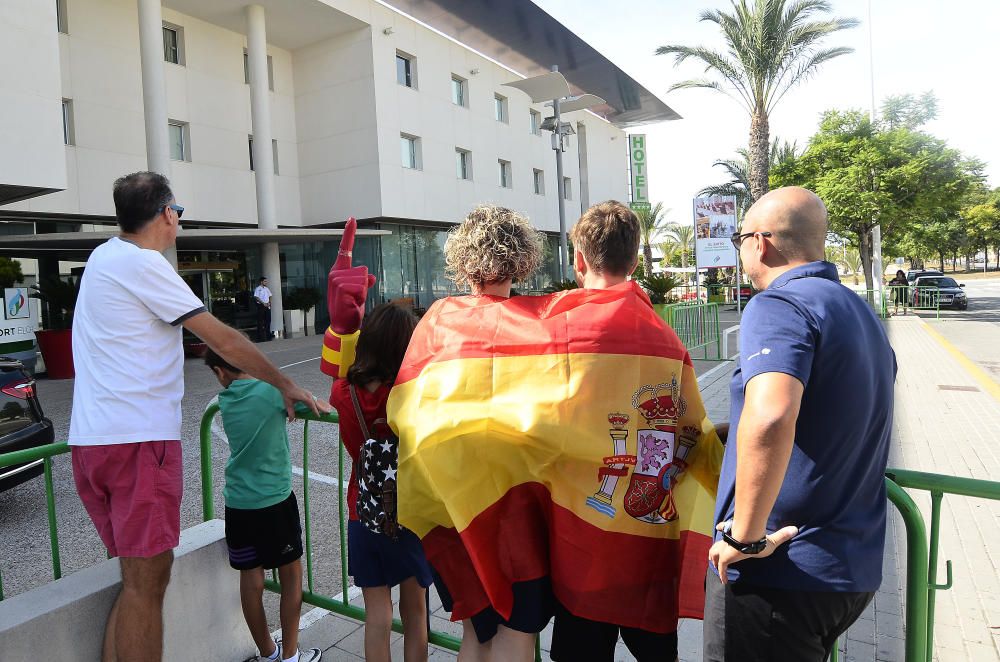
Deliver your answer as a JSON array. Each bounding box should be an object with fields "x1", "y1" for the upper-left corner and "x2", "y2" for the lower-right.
[{"x1": 444, "y1": 205, "x2": 544, "y2": 290}]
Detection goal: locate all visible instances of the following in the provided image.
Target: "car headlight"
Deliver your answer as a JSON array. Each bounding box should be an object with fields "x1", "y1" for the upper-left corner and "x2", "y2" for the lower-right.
[{"x1": 955, "y1": 293, "x2": 966, "y2": 298}]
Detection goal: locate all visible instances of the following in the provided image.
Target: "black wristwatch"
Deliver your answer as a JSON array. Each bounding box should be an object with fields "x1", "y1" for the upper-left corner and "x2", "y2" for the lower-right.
[{"x1": 721, "y1": 530, "x2": 768, "y2": 555}]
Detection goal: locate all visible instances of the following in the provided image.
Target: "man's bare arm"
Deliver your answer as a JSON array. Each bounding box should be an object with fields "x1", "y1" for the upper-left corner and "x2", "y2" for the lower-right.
[
  {"x1": 183, "y1": 312, "x2": 329, "y2": 419},
  {"x1": 731, "y1": 372, "x2": 803, "y2": 542}
]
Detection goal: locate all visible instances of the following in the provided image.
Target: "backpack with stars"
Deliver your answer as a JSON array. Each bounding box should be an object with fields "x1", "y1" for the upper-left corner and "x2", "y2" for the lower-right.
[{"x1": 349, "y1": 384, "x2": 400, "y2": 539}]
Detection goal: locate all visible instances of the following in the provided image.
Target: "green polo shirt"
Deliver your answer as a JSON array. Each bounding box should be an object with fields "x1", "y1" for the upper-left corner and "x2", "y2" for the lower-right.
[{"x1": 218, "y1": 379, "x2": 292, "y2": 510}]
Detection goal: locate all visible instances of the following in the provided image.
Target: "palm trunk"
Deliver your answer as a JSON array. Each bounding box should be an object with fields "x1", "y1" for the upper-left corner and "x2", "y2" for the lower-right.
[
  {"x1": 748, "y1": 109, "x2": 770, "y2": 202},
  {"x1": 643, "y1": 243, "x2": 653, "y2": 278}
]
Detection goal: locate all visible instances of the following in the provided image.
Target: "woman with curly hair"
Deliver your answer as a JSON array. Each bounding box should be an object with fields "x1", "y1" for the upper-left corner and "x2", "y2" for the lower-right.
[
  {"x1": 443, "y1": 204, "x2": 544, "y2": 298},
  {"x1": 418, "y1": 205, "x2": 548, "y2": 662}
]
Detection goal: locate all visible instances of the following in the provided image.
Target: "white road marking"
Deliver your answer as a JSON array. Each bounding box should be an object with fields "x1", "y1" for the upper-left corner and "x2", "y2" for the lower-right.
[{"x1": 279, "y1": 356, "x2": 321, "y2": 370}]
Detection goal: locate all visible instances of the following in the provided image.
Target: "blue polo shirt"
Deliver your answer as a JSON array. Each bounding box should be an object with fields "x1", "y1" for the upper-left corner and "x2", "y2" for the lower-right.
[{"x1": 716, "y1": 261, "x2": 896, "y2": 592}]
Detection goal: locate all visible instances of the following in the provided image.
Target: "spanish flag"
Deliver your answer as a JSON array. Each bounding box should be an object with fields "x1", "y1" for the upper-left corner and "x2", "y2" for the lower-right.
[{"x1": 388, "y1": 282, "x2": 723, "y2": 633}]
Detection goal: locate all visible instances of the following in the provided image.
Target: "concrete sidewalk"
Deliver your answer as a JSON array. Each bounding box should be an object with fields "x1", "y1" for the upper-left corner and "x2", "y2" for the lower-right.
[{"x1": 291, "y1": 316, "x2": 1000, "y2": 661}]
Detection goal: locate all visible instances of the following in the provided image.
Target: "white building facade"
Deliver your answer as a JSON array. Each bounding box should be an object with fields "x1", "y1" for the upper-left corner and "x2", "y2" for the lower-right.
[{"x1": 0, "y1": 0, "x2": 676, "y2": 333}]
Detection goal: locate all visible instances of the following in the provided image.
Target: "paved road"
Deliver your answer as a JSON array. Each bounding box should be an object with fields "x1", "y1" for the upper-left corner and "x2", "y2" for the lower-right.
[{"x1": 923, "y1": 278, "x2": 1000, "y2": 388}]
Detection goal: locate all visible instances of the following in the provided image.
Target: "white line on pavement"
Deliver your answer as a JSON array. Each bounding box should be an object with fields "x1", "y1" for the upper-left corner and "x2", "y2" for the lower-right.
[
  {"x1": 279, "y1": 356, "x2": 321, "y2": 370},
  {"x1": 698, "y1": 355, "x2": 738, "y2": 389}
]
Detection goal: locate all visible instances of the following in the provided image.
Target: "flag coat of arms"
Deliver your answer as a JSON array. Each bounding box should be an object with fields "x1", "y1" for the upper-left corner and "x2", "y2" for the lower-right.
[{"x1": 388, "y1": 282, "x2": 722, "y2": 634}]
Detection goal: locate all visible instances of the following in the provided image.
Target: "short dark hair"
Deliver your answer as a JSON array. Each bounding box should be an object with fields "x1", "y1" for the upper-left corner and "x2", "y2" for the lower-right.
[
  {"x1": 569, "y1": 200, "x2": 640, "y2": 276},
  {"x1": 203, "y1": 347, "x2": 241, "y2": 374},
  {"x1": 259, "y1": 277, "x2": 268, "y2": 284},
  {"x1": 112, "y1": 171, "x2": 174, "y2": 233},
  {"x1": 347, "y1": 303, "x2": 418, "y2": 388}
]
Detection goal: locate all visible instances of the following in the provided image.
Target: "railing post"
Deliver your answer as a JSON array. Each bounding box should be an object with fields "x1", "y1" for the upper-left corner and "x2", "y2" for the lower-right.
[
  {"x1": 200, "y1": 402, "x2": 220, "y2": 521},
  {"x1": 44, "y1": 457, "x2": 62, "y2": 580},
  {"x1": 886, "y1": 478, "x2": 929, "y2": 662},
  {"x1": 303, "y1": 419, "x2": 315, "y2": 594}
]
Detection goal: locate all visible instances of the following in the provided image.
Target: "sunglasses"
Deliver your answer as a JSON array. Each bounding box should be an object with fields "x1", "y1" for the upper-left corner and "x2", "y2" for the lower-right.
[
  {"x1": 730, "y1": 231, "x2": 772, "y2": 249},
  {"x1": 162, "y1": 203, "x2": 185, "y2": 219}
]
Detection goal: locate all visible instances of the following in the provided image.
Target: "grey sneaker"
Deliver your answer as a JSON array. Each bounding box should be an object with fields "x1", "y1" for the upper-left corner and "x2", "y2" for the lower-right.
[
  {"x1": 297, "y1": 648, "x2": 322, "y2": 662},
  {"x1": 255, "y1": 641, "x2": 281, "y2": 662}
]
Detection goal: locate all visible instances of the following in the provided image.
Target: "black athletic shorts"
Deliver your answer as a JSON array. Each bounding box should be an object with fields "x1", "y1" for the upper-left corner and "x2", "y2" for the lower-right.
[
  {"x1": 550, "y1": 601, "x2": 678, "y2": 661},
  {"x1": 225, "y1": 492, "x2": 303, "y2": 570},
  {"x1": 433, "y1": 569, "x2": 555, "y2": 644}
]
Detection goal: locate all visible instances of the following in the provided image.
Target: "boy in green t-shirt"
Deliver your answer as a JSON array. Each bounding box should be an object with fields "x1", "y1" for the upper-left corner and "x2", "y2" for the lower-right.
[{"x1": 205, "y1": 348, "x2": 321, "y2": 662}]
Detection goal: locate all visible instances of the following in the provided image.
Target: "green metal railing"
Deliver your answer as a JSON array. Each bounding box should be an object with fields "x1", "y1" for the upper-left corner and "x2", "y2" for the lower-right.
[
  {"x1": 655, "y1": 301, "x2": 723, "y2": 360},
  {"x1": 199, "y1": 403, "x2": 464, "y2": 653},
  {"x1": 856, "y1": 287, "x2": 941, "y2": 320},
  {"x1": 4, "y1": 435, "x2": 998, "y2": 662}
]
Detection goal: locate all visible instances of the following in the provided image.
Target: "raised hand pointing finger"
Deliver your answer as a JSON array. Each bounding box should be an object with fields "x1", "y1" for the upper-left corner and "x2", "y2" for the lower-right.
[{"x1": 334, "y1": 217, "x2": 357, "y2": 270}]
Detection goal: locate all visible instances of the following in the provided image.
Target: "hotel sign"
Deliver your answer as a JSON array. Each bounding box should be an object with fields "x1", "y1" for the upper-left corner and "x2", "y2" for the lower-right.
[{"x1": 629, "y1": 134, "x2": 649, "y2": 211}]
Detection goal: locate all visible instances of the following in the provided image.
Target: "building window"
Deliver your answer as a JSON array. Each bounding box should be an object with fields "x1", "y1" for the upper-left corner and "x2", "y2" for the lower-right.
[
  {"x1": 563, "y1": 177, "x2": 572, "y2": 200},
  {"x1": 451, "y1": 75, "x2": 468, "y2": 107},
  {"x1": 494, "y1": 94, "x2": 508, "y2": 123},
  {"x1": 56, "y1": 0, "x2": 68, "y2": 34},
  {"x1": 162, "y1": 23, "x2": 184, "y2": 65},
  {"x1": 529, "y1": 110, "x2": 542, "y2": 135},
  {"x1": 533, "y1": 169, "x2": 545, "y2": 195},
  {"x1": 243, "y1": 50, "x2": 275, "y2": 91},
  {"x1": 61, "y1": 99, "x2": 74, "y2": 145},
  {"x1": 248, "y1": 136, "x2": 279, "y2": 174},
  {"x1": 401, "y1": 134, "x2": 420, "y2": 169},
  {"x1": 456, "y1": 148, "x2": 472, "y2": 180},
  {"x1": 498, "y1": 159, "x2": 512, "y2": 188},
  {"x1": 396, "y1": 52, "x2": 415, "y2": 88},
  {"x1": 168, "y1": 120, "x2": 189, "y2": 161}
]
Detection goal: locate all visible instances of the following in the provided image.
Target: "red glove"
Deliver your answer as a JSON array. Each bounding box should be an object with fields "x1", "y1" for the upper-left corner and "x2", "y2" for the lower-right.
[{"x1": 327, "y1": 217, "x2": 376, "y2": 335}]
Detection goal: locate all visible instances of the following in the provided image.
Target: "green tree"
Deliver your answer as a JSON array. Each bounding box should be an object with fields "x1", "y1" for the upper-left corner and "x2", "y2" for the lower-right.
[
  {"x1": 663, "y1": 223, "x2": 695, "y2": 270},
  {"x1": 700, "y1": 139, "x2": 800, "y2": 215},
  {"x1": 657, "y1": 0, "x2": 857, "y2": 201},
  {"x1": 634, "y1": 203, "x2": 669, "y2": 278},
  {"x1": 963, "y1": 193, "x2": 1000, "y2": 270},
  {"x1": 771, "y1": 108, "x2": 982, "y2": 289},
  {"x1": 881, "y1": 91, "x2": 938, "y2": 130},
  {"x1": 0, "y1": 257, "x2": 23, "y2": 289}
]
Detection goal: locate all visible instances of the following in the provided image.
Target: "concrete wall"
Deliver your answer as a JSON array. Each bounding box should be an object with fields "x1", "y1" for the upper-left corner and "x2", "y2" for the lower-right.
[
  {"x1": 0, "y1": 520, "x2": 254, "y2": 662},
  {"x1": 0, "y1": 0, "x2": 68, "y2": 197}
]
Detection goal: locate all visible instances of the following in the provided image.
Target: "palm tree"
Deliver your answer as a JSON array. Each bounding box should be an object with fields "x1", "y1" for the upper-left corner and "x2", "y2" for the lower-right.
[
  {"x1": 664, "y1": 223, "x2": 695, "y2": 270},
  {"x1": 658, "y1": 240, "x2": 682, "y2": 269},
  {"x1": 699, "y1": 140, "x2": 800, "y2": 215},
  {"x1": 635, "y1": 203, "x2": 669, "y2": 278},
  {"x1": 841, "y1": 247, "x2": 863, "y2": 285},
  {"x1": 657, "y1": 0, "x2": 857, "y2": 201}
]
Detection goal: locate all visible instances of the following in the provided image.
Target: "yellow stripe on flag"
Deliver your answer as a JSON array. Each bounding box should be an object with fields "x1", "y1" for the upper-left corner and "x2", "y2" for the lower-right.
[
  {"x1": 321, "y1": 329, "x2": 359, "y2": 379},
  {"x1": 390, "y1": 352, "x2": 722, "y2": 540}
]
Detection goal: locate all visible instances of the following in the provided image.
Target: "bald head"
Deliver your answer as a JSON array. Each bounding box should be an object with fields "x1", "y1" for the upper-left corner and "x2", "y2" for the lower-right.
[{"x1": 744, "y1": 187, "x2": 828, "y2": 262}]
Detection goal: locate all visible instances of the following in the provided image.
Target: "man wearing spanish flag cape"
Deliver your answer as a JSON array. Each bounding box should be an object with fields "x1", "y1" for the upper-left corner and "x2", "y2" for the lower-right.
[{"x1": 387, "y1": 201, "x2": 723, "y2": 660}]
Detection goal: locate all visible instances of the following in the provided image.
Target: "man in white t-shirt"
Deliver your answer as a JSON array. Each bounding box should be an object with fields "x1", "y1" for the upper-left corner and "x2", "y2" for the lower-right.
[
  {"x1": 69, "y1": 171, "x2": 330, "y2": 662},
  {"x1": 253, "y1": 277, "x2": 273, "y2": 341}
]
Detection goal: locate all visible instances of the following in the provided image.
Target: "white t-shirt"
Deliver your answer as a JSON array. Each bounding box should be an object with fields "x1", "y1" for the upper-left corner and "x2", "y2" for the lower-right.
[
  {"x1": 254, "y1": 285, "x2": 272, "y2": 304},
  {"x1": 68, "y1": 237, "x2": 206, "y2": 446}
]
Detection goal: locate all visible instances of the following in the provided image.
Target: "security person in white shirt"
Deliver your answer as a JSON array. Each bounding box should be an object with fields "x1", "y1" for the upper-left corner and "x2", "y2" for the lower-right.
[{"x1": 254, "y1": 277, "x2": 273, "y2": 341}]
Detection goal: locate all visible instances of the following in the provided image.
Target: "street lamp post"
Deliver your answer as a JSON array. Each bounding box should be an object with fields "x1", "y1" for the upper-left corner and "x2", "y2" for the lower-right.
[{"x1": 503, "y1": 69, "x2": 605, "y2": 282}]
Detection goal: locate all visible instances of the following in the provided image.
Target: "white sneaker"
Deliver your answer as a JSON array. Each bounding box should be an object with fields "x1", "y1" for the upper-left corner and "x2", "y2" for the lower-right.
[
  {"x1": 256, "y1": 641, "x2": 281, "y2": 662},
  {"x1": 296, "y1": 648, "x2": 322, "y2": 662}
]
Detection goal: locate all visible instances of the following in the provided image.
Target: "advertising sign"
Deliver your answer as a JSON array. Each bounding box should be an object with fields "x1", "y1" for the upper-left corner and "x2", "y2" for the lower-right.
[
  {"x1": 629, "y1": 134, "x2": 649, "y2": 210},
  {"x1": 1, "y1": 287, "x2": 37, "y2": 344},
  {"x1": 693, "y1": 196, "x2": 738, "y2": 269}
]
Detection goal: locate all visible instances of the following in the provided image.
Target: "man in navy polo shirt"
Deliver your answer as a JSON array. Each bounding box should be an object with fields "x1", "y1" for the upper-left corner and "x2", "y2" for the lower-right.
[{"x1": 703, "y1": 187, "x2": 897, "y2": 661}]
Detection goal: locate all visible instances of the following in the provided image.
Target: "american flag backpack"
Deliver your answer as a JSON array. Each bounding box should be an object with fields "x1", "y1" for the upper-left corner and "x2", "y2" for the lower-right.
[{"x1": 348, "y1": 384, "x2": 399, "y2": 539}]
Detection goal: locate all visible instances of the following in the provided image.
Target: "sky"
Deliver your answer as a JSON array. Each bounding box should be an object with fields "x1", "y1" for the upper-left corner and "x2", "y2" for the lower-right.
[{"x1": 532, "y1": 0, "x2": 1000, "y2": 227}]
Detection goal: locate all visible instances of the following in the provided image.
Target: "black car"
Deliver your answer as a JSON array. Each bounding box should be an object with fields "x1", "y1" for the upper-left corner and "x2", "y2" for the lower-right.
[
  {"x1": 911, "y1": 276, "x2": 968, "y2": 310},
  {"x1": 906, "y1": 269, "x2": 943, "y2": 284},
  {"x1": 0, "y1": 358, "x2": 55, "y2": 491}
]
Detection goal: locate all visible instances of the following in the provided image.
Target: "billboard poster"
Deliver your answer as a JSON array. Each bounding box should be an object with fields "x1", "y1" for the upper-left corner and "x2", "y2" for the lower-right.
[
  {"x1": 693, "y1": 195, "x2": 738, "y2": 269},
  {"x1": 1, "y1": 287, "x2": 37, "y2": 345},
  {"x1": 628, "y1": 134, "x2": 649, "y2": 211}
]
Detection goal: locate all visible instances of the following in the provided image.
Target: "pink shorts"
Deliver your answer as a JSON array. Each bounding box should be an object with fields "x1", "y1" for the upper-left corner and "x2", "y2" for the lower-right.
[{"x1": 72, "y1": 440, "x2": 183, "y2": 558}]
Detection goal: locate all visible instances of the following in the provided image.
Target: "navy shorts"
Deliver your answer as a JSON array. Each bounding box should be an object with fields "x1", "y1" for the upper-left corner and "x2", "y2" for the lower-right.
[
  {"x1": 434, "y1": 570, "x2": 555, "y2": 644},
  {"x1": 550, "y1": 601, "x2": 677, "y2": 661},
  {"x1": 347, "y1": 519, "x2": 433, "y2": 589}
]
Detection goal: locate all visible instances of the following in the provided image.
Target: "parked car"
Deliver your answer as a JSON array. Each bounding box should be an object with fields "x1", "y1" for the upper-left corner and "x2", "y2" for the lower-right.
[
  {"x1": 911, "y1": 276, "x2": 968, "y2": 310},
  {"x1": 730, "y1": 284, "x2": 756, "y2": 301},
  {"x1": 0, "y1": 358, "x2": 55, "y2": 492},
  {"x1": 906, "y1": 269, "x2": 943, "y2": 284}
]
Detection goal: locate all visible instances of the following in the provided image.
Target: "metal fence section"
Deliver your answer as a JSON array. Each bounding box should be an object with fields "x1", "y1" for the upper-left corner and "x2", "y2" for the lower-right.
[
  {"x1": 199, "y1": 403, "x2": 464, "y2": 652},
  {"x1": 656, "y1": 301, "x2": 723, "y2": 360}
]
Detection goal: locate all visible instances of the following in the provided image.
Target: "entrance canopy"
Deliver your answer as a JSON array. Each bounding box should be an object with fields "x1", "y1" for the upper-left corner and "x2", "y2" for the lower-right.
[{"x1": 0, "y1": 228, "x2": 390, "y2": 258}]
